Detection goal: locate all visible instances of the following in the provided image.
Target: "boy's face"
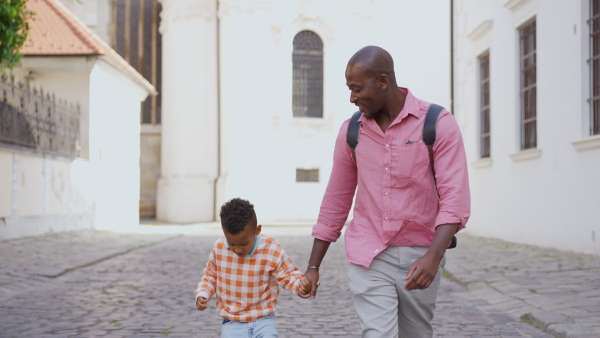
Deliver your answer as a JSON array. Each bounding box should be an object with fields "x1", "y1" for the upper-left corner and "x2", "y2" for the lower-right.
[{"x1": 224, "y1": 221, "x2": 261, "y2": 257}]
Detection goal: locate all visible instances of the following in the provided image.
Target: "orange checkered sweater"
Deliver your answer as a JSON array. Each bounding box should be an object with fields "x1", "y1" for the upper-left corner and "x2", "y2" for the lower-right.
[{"x1": 195, "y1": 234, "x2": 304, "y2": 322}]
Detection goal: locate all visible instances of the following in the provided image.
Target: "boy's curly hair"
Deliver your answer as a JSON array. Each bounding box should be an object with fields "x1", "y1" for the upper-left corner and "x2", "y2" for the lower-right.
[{"x1": 220, "y1": 198, "x2": 257, "y2": 235}]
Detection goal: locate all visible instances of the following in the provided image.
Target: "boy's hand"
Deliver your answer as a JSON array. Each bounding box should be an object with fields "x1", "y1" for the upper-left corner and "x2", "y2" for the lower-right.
[
  {"x1": 196, "y1": 297, "x2": 208, "y2": 311},
  {"x1": 299, "y1": 277, "x2": 312, "y2": 296}
]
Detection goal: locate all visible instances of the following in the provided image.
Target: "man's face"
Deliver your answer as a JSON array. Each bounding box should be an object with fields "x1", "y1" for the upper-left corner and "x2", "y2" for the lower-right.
[
  {"x1": 345, "y1": 64, "x2": 383, "y2": 119},
  {"x1": 224, "y1": 222, "x2": 261, "y2": 257}
]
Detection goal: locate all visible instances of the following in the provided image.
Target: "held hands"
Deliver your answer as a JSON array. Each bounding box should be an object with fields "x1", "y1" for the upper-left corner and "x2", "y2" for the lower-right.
[
  {"x1": 298, "y1": 277, "x2": 312, "y2": 297},
  {"x1": 299, "y1": 268, "x2": 320, "y2": 299},
  {"x1": 196, "y1": 297, "x2": 208, "y2": 311}
]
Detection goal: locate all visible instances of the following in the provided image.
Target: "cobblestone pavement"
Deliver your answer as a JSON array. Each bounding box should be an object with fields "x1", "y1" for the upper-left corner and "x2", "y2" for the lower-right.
[
  {"x1": 0, "y1": 225, "x2": 593, "y2": 337},
  {"x1": 444, "y1": 235, "x2": 600, "y2": 338}
]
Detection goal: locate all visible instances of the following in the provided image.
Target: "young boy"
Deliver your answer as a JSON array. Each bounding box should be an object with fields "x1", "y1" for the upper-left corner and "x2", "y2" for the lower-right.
[{"x1": 195, "y1": 198, "x2": 312, "y2": 337}]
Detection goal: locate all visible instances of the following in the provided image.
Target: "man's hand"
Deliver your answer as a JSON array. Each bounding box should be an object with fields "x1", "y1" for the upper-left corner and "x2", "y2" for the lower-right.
[
  {"x1": 404, "y1": 223, "x2": 459, "y2": 290},
  {"x1": 302, "y1": 238, "x2": 331, "y2": 299},
  {"x1": 196, "y1": 297, "x2": 208, "y2": 311},
  {"x1": 298, "y1": 277, "x2": 312, "y2": 297},
  {"x1": 404, "y1": 253, "x2": 440, "y2": 290},
  {"x1": 300, "y1": 268, "x2": 320, "y2": 299}
]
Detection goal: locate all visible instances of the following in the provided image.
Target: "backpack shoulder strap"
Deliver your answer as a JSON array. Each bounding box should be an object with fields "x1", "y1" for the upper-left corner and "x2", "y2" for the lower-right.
[
  {"x1": 422, "y1": 103, "x2": 443, "y2": 178},
  {"x1": 422, "y1": 103, "x2": 457, "y2": 249},
  {"x1": 423, "y1": 103, "x2": 443, "y2": 147},
  {"x1": 347, "y1": 111, "x2": 362, "y2": 164}
]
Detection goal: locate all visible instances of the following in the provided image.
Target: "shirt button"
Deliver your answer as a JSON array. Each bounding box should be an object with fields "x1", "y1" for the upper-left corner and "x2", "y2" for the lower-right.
[
  {"x1": 384, "y1": 192, "x2": 388, "y2": 195},
  {"x1": 374, "y1": 249, "x2": 379, "y2": 253},
  {"x1": 384, "y1": 217, "x2": 389, "y2": 220},
  {"x1": 385, "y1": 167, "x2": 389, "y2": 171},
  {"x1": 386, "y1": 144, "x2": 389, "y2": 147}
]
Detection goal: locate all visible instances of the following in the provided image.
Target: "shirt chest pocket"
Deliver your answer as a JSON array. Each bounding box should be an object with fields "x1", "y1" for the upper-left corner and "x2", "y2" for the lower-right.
[{"x1": 392, "y1": 142, "x2": 429, "y2": 179}]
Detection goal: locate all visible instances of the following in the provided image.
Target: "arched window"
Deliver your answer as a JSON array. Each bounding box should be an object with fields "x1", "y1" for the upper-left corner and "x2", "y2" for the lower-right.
[{"x1": 292, "y1": 31, "x2": 323, "y2": 118}]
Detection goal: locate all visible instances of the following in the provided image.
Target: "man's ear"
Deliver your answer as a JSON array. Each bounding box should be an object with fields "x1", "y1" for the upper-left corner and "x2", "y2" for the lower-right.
[
  {"x1": 255, "y1": 224, "x2": 262, "y2": 235},
  {"x1": 377, "y1": 74, "x2": 389, "y2": 90}
]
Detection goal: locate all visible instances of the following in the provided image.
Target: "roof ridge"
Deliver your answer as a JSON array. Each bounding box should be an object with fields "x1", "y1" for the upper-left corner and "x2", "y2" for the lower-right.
[
  {"x1": 45, "y1": 0, "x2": 104, "y2": 54},
  {"x1": 21, "y1": 0, "x2": 155, "y2": 95}
]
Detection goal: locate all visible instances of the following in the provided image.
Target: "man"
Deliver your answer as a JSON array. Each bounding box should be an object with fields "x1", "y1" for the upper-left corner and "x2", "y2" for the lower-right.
[{"x1": 303, "y1": 46, "x2": 470, "y2": 337}]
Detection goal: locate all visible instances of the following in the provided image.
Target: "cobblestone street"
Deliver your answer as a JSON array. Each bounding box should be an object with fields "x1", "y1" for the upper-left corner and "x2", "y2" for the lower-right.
[{"x1": 1, "y1": 225, "x2": 592, "y2": 337}]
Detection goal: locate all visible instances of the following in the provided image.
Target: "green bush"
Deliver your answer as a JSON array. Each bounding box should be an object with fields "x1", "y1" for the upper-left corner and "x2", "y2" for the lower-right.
[{"x1": 0, "y1": 0, "x2": 33, "y2": 72}]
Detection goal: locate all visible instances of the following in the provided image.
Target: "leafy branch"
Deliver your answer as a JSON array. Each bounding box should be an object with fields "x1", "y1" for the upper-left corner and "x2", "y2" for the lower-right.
[{"x1": 0, "y1": 0, "x2": 34, "y2": 72}]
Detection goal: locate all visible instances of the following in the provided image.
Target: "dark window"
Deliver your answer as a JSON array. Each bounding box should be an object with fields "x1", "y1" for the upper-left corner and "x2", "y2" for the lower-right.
[
  {"x1": 519, "y1": 19, "x2": 537, "y2": 150},
  {"x1": 479, "y1": 52, "x2": 491, "y2": 158},
  {"x1": 292, "y1": 31, "x2": 323, "y2": 118},
  {"x1": 114, "y1": 0, "x2": 162, "y2": 125},
  {"x1": 296, "y1": 168, "x2": 319, "y2": 182},
  {"x1": 590, "y1": 0, "x2": 600, "y2": 135}
]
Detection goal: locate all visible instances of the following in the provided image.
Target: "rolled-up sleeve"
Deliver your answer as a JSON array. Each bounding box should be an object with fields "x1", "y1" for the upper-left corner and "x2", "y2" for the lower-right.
[
  {"x1": 431, "y1": 111, "x2": 471, "y2": 231},
  {"x1": 312, "y1": 121, "x2": 358, "y2": 242}
]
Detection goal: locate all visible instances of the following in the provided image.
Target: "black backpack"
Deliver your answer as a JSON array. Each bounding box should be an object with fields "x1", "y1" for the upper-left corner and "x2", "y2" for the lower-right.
[{"x1": 346, "y1": 104, "x2": 457, "y2": 249}]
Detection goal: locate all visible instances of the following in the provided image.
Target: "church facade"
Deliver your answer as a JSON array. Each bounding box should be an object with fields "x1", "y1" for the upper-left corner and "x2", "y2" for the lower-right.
[{"x1": 63, "y1": 0, "x2": 451, "y2": 223}]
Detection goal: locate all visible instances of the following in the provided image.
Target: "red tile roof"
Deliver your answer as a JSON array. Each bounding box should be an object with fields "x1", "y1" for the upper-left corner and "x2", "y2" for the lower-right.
[{"x1": 21, "y1": 0, "x2": 156, "y2": 94}]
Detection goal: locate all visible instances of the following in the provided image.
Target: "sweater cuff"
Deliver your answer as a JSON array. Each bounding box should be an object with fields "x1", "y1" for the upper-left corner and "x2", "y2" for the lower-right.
[{"x1": 196, "y1": 291, "x2": 210, "y2": 300}]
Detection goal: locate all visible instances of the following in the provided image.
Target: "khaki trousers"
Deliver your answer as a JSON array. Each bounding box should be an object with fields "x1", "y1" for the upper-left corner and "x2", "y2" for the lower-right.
[{"x1": 348, "y1": 246, "x2": 445, "y2": 338}]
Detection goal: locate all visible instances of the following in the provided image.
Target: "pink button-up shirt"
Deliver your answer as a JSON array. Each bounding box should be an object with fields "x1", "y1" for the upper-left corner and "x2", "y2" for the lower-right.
[{"x1": 312, "y1": 88, "x2": 471, "y2": 268}]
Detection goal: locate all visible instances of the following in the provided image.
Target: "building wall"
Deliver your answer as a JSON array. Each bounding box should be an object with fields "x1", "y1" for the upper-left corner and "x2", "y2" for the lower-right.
[
  {"x1": 88, "y1": 58, "x2": 146, "y2": 231},
  {"x1": 219, "y1": 0, "x2": 451, "y2": 221},
  {"x1": 140, "y1": 127, "x2": 161, "y2": 218},
  {"x1": 0, "y1": 151, "x2": 12, "y2": 217},
  {"x1": 0, "y1": 56, "x2": 148, "y2": 239},
  {"x1": 454, "y1": 0, "x2": 600, "y2": 254},
  {"x1": 0, "y1": 149, "x2": 95, "y2": 239}
]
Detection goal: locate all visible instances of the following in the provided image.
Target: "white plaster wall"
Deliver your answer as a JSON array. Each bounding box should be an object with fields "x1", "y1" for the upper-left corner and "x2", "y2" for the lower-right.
[
  {"x1": 0, "y1": 148, "x2": 96, "y2": 239},
  {"x1": 48, "y1": 158, "x2": 70, "y2": 215},
  {"x1": 18, "y1": 155, "x2": 45, "y2": 217},
  {"x1": 88, "y1": 59, "x2": 146, "y2": 231},
  {"x1": 455, "y1": 0, "x2": 600, "y2": 254},
  {"x1": 16, "y1": 57, "x2": 94, "y2": 159},
  {"x1": 0, "y1": 55, "x2": 147, "y2": 239},
  {"x1": 0, "y1": 150, "x2": 13, "y2": 218},
  {"x1": 157, "y1": 0, "x2": 220, "y2": 222},
  {"x1": 219, "y1": 0, "x2": 451, "y2": 221}
]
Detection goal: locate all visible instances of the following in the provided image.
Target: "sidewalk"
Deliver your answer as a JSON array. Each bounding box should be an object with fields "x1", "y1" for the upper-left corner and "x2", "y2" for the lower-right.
[
  {"x1": 0, "y1": 225, "x2": 598, "y2": 337},
  {"x1": 445, "y1": 233, "x2": 600, "y2": 337}
]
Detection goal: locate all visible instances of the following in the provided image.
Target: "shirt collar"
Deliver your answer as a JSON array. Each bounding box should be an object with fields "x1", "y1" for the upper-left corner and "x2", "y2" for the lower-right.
[
  {"x1": 358, "y1": 87, "x2": 419, "y2": 125},
  {"x1": 248, "y1": 235, "x2": 260, "y2": 256},
  {"x1": 225, "y1": 235, "x2": 261, "y2": 257}
]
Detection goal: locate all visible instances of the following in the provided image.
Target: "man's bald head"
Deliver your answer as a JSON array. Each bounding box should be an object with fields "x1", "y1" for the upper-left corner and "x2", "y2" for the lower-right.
[{"x1": 347, "y1": 46, "x2": 397, "y2": 86}]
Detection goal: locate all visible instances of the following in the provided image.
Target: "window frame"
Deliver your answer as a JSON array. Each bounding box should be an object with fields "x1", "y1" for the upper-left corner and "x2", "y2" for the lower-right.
[
  {"x1": 292, "y1": 30, "x2": 324, "y2": 118},
  {"x1": 478, "y1": 51, "x2": 491, "y2": 158},
  {"x1": 519, "y1": 18, "x2": 537, "y2": 150},
  {"x1": 296, "y1": 168, "x2": 319, "y2": 183},
  {"x1": 589, "y1": 0, "x2": 600, "y2": 135}
]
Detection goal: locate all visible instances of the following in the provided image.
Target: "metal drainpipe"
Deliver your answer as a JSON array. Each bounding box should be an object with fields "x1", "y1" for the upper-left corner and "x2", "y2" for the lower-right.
[
  {"x1": 450, "y1": 0, "x2": 454, "y2": 114},
  {"x1": 214, "y1": 0, "x2": 222, "y2": 221}
]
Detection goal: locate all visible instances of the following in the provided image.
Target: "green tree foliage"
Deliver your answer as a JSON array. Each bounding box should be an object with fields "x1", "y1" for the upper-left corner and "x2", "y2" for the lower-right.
[{"x1": 0, "y1": 0, "x2": 33, "y2": 72}]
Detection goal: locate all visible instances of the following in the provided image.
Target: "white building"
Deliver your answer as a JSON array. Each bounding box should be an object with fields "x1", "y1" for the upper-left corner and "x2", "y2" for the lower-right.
[
  {"x1": 0, "y1": 0, "x2": 155, "y2": 239},
  {"x1": 51, "y1": 0, "x2": 452, "y2": 224},
  {"x1": 454, "y1": 0, "x2": 600, "y2": 255}
]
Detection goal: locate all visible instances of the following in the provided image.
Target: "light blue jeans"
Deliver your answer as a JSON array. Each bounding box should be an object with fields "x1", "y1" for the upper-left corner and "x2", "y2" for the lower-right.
[{"x1": 221, "y1": 314, "x2": 278, "y2": 338}]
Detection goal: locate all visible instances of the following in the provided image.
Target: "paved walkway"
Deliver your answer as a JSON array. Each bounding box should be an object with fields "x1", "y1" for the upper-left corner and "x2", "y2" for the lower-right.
[
  {"x1": 0, "y1": 224, "x2": 597, "y2": 337},
  {"x1": 444, "y1": 235, "x2": 600, "y2": 338}
]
